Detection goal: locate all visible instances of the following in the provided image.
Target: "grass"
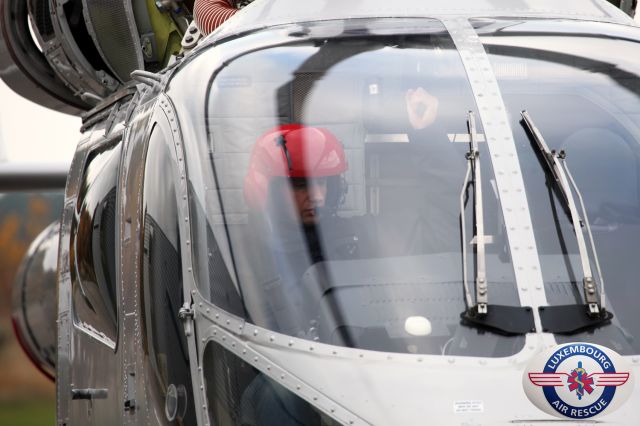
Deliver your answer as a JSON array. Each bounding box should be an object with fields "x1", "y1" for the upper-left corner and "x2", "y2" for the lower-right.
[{"x1": 0, "y1": 400, "x2": 55, "y2": 426}]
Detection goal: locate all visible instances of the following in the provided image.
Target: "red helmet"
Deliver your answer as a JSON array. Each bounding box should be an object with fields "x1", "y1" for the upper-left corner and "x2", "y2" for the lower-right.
[{"x1": 244, "y1": 124, "x2": 348, "y2": 210}]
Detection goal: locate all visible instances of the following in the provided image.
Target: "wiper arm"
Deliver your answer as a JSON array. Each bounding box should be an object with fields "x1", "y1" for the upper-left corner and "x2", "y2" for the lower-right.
[
  {"x1": 460, "y1": 111, "x2": 488, "y2": 314},
  {"x1": 460, "y1": 112, "x2": 535, "y2": 335},
  {"x1": 521, "y1": 111, "x2": 612, "y2": 332}
]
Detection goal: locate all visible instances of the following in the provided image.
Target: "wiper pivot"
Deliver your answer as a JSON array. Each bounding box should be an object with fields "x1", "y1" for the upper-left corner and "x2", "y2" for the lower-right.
[
  {"x1": 462, "y1": 305, "x2": 535, "y2": 336},
  {"x1": 539, "y1": 304, "x2": 613, "y2": 335}
]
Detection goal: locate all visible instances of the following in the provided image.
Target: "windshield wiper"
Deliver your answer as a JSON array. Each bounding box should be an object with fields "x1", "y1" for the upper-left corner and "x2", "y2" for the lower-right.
[
  {"x1": 460, "y1": 112, "x2": 535, "y2": 335},
  {"x1": 521, "y1": 110, "x2": 612, "y2": 333}
]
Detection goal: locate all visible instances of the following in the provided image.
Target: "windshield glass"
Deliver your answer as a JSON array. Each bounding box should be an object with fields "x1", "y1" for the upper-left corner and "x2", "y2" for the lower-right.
[
  {"x1": 478, "y1": 19, "x2": 640, "y2": 355},
  {"x1": 187, "y1": 19, "x2": 525, "y2": 357}
]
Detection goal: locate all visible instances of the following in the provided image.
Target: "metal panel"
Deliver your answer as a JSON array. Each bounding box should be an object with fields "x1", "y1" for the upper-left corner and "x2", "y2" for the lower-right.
[
  {"x1": 82, "y1": 0, "x2": 144, "y2": 84},
  {"x1": 46, "y1": 0, "x2": 120, "y2": 103},
  {"x1": 0, "y1": 0, "x2": 90, "y2": 114},
  {"x1": 441, "y1": 18, "x2": 552, "y2": 340},
  {"x1": 212, "y1": 0, "x2": 636, "y2": 44}
]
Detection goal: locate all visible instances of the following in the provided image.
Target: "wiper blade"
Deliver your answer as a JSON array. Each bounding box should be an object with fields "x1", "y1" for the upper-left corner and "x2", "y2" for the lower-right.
[
  {"x1": 461, "y1": 111, "x2": 487, "y2": 314},
  {"x1": 521, "y1": 111, "x2": 612, "y2": 332},
  {"x1": 460, "y1": 112, "x2": 535, "y2": 335}
]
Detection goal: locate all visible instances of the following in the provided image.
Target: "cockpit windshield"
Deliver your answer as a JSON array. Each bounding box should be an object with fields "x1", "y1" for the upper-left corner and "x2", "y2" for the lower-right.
[
  {"x1": 478, "y1": 19, "x2": 640, "y2": 355},
  {"x1": 185, "y1": 19, "x2": 525, "y2": 358}
]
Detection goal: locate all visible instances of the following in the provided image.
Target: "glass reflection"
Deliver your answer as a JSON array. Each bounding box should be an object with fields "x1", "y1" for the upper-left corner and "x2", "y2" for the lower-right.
[
  {"x1": 480, "y1": 19, "x2": 640, "y2": 354},
  {"x1": 203, "y1": 342, "x2": 341, "y2": 426},
  {"x1": 72, "y1": 142, "x2": 120, "y2": 345},
  {"x1": 142, "y1": 124, "x2": 196, "y2": 425},
  {"x1": 184, "y1": 19, "x2": 524, "y2": 357}
]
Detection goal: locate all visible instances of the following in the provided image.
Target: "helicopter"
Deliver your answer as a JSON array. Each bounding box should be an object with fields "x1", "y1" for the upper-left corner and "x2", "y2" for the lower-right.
[{"x1": 4, "y1": 0, "x2": 640, "y2": 424}]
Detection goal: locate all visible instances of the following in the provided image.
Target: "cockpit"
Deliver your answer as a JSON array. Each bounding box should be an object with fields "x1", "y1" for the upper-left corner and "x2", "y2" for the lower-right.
[
  {"x1": 172, "y1": 15, "x2": 639, "y2": 357},
  {"x1": 165, "y1": 16, "x2": 640, "y2": 425},
  {"x1": 182, "y1": 18, "x2": 527, "y2": 357}
]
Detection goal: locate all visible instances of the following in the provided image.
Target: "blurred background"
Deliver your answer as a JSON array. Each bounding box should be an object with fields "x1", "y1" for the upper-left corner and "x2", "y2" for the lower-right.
[
  {"x1": 0, "y1": 191, "x2": 63, "y2": 425},
  {"x1": 0, "y1": 78, "x2": 77, "y2": 425}
]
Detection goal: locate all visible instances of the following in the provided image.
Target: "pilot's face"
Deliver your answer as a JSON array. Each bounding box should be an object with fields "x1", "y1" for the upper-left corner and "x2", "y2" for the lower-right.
[{"x1": 288, "y1": 177, "x2": 327, "y2": 225}]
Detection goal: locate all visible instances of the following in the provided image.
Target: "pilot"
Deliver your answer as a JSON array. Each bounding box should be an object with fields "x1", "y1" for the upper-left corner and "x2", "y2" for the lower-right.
[
  {"x1": 194, "y1": 0, "x2": 254, "y2": 35},
  {"x1": 244, "y1": 123, "x2": 356, "y2": 258},
  {"x1": 242, "y1": 124, "x2": 363, "y2": 333},
  {"x1": 241, "y1": 123, "x2": 352, "y2": 425}
]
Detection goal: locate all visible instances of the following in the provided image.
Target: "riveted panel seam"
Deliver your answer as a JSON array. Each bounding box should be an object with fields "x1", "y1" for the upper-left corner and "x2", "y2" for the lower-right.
[{"x1": 441, "y1": 18, "x2": 549, "y2": 336}]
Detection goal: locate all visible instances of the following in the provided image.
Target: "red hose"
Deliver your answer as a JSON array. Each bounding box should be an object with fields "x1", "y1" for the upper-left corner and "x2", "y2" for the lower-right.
[{"x1": 194, "y1": 0, "x2": 238, "y2": 35}]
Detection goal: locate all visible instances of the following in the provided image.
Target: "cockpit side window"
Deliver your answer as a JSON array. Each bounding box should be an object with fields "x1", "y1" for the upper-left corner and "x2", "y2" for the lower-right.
[
  {"x1": 202, "y1": 341, "x2": 341, "y2": 426},
  {"x1": 71, "y1": 138, "x2": 120, "y2": 347},
  {"x1": 141, "y1": 120, "x2": 196, "y2": 424}
]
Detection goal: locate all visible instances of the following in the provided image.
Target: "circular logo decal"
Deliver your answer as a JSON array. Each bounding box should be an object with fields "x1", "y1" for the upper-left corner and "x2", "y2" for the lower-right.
[{"x1": 523, "y1": 343, "x2": 634, "y2": 419}]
